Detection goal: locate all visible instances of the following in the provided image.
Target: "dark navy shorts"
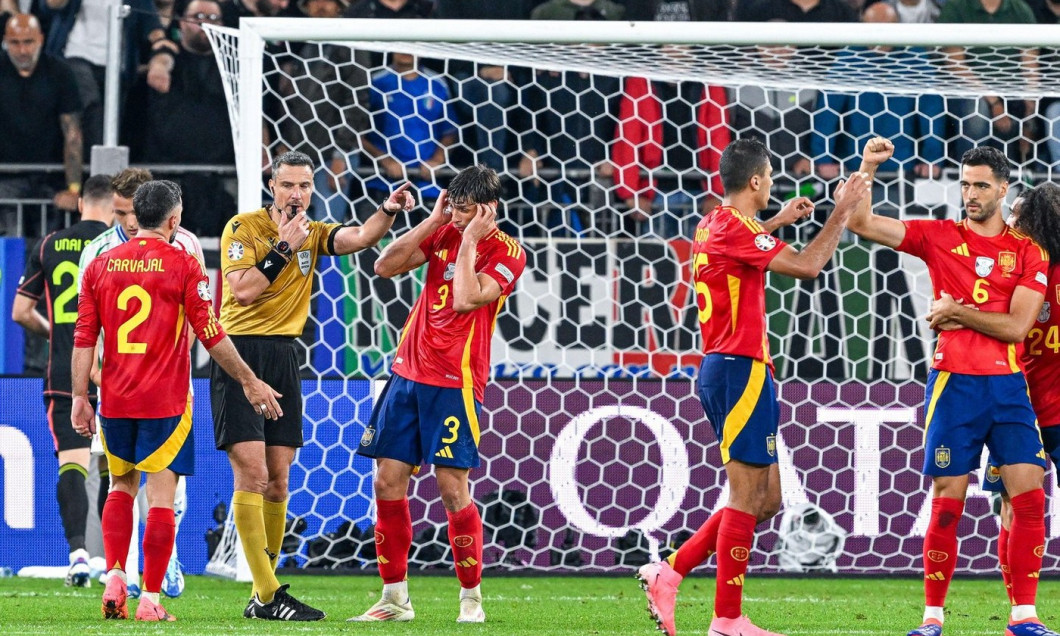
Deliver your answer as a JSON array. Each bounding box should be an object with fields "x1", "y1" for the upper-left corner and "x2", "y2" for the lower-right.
[
  {"x1": 356, "y1": 375, "x2": 482, "y2": 469},
  {"x1": 921, "y1": 369, "x2": 1044, "y2": 479},
  {"x1": 697, "y1": 353, "x2": 780, "y2": 466}
]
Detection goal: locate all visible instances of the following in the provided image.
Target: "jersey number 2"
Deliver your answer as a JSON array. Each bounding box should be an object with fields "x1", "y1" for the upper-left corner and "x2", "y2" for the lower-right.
[
  {"x1": 117, "y1": 285, "x2": 152, "y2": 354},
  {"x1": 52, "y1": 262, "x2": 79, "y2": 325}
]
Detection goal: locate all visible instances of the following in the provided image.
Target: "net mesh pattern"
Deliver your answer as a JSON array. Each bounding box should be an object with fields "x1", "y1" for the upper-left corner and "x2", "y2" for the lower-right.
[{"x1": 202, "y1": 25, "x2": 1060, "y2": 576}]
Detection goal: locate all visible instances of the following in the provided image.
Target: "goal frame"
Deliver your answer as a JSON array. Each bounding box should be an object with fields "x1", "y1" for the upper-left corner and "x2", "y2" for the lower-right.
[{"x1": 230, "y1": 18, "x2": 1060, "y2": 213}]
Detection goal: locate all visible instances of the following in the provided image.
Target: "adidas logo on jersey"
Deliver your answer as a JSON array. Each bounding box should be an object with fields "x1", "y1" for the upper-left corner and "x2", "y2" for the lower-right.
[
  {"x1": 435, "y1": 447, "x2": 454, "y2": 459},
  {"x1": 950, "y1": 243, "x2": 970, "y2": 257}
]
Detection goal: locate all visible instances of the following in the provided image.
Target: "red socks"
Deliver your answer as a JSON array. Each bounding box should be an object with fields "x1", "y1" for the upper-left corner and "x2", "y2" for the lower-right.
[
  {"x1": 1008, "y1": 489, "x2": 1046, "y2": 606},
  {"x1": 141, "y1": 507, "x2": 176, "y2": 594},
  {"x1": 714, "y1": 508, "x2": 757, "y2": 619},
  {"x1": 670, "y1": 510, "x2": 723, "y2": 576},
  {"x1": 375, "y1": 498, "x2": 412, "y2": 584},
  {"x1": 999, "y1": 525, "x2": 1013, "y2": 604},
  {"x1": 923, "y1": 497, "x2": 964, "y2": 607},
  {"x1": 447, "y1": 503, "x2": 483, "y2": 589},
  {"x1": 102, "y1": 491, "x2": 134, "y2": 572}
]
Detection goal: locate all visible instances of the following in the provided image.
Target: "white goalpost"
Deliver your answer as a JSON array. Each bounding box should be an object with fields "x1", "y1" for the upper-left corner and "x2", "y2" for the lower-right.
[{"x1": 202, "y1": 19, "x2": 1060, "y2": 579}]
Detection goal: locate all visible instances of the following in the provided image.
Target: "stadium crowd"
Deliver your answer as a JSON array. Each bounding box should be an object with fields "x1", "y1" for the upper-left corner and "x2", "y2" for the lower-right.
[{"x1": 1, "y1": 0, "x2": 1058, "y2": 239}]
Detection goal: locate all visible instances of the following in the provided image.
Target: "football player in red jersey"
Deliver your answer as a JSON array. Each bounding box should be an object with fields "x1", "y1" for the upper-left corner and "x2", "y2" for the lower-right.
[
  {"x1": 980, "y1": 183, "x2": 1060, "y2": 628},
  {"x1": 351, "y1": 165, "x2": 526, "y2": 624},
  {"x1": 637, "y1": 137, "x2": 870, "y2": 636},
  {"x1": 848, "y1": 139, "x2": 1053, "y2": 636},
  {"x1": 71, "y1": 180, "x2": 281, "y2": 622}
]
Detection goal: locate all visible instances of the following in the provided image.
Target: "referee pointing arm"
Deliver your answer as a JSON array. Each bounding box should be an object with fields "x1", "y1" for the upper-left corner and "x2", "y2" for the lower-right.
[{"x1": 211, "y1": 150, "x2": 413, "y2": 621}]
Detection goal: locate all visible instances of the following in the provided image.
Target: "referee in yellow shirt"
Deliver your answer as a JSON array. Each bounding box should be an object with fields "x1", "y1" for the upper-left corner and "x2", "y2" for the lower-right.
[{"x1": 212, "y1": 151, "x2": 414, "y2": 620}]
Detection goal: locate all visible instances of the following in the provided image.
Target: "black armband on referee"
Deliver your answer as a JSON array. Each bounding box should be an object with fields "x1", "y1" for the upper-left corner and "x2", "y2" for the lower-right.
[{"x1": 255, "y1": 248, "x2": 290, "y2": 284}]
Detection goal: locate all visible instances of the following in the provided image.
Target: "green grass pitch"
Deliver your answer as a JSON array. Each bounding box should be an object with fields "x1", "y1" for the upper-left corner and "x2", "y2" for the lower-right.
[{"x1": 0, "y1": 574, "x2": 1055, "y2": 634}]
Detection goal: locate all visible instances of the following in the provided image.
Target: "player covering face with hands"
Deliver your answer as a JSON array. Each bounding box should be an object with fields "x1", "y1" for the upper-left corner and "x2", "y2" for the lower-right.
[{"x1": 351, "y1": 165, "x2": 526, "y2": 624}]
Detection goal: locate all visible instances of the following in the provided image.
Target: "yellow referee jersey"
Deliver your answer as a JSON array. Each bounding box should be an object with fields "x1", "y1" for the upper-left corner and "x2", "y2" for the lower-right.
[{"x1": 219, "y1": 207, "x2": 342, "y2": 336}]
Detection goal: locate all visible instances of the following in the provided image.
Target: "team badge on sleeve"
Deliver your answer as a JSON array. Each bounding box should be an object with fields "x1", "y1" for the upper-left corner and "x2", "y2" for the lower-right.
[
  {"x1": 227, "y1": 242, "x2": 244, "y2": 261},
  {"x1": 495, "y1": 263, "x2": 515, "y2": 284},
  {"x1": 444, "y1": 262, "x2": 456, "y2": 281},
  {"x1": 754, "y1": 234, "x2": 777, "y2": 251},
  {"x1": 975, "y1": 256, "x2": 994, "y2": 277},
  {"x1": 1038, "y1": 301, "x2": 1051, "y2": 324},
  {"x1": 197, "y1": 280, "x2": 211, "y2": 301}
]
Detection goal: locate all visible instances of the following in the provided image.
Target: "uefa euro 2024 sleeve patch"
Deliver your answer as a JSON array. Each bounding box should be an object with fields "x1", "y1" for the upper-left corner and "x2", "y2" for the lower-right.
[
  {"x1": 495, "y1": 263, "x2": 515, "y2": 285},
  {"x1": 197, "y1": 280, "x2": 211, "y2": 301},
  {"x1": 754, "y1": 234, "x2": 777, "y2": 251},
  {"x1": 227, "y1": 242, "x2": 244, "y2": 261}
]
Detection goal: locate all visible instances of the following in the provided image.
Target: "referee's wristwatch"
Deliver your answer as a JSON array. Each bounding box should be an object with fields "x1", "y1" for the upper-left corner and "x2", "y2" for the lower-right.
[{"x1": 276, "y1": 240, "x2": 292, "y2": 258}]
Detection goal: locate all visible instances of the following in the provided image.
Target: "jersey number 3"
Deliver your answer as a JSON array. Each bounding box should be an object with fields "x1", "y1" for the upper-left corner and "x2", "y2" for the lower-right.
[{"x1": 117, "y1": 285, "x2": 152, "y2": 354}]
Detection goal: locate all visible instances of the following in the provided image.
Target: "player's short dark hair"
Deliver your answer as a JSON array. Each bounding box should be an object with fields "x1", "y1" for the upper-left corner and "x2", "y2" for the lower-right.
[
  {"x1": 1014, "y1": 183, "x2": 1060, "y2": 263},
  {"x1": 111, "y1": 168, "x2": 153, "y2": 199},
  {"x1": 720, "y1": 138, "x2": 771, "y2": 195},
  {"x1": 81, "y1": 174, "x2": 114, "y2": 204},
  {"x1": 133, "y1": 180, "x2": 182, "y2": 230},
  {"x1": 447, "y1": 164, "x2": 502, "y2": 206},
  {"x1": 961, "y1": 146, "x2": 1010, "y2": 182},
  {"x1": 272, "y1": 150, "x2": 314, "y2": 175}
]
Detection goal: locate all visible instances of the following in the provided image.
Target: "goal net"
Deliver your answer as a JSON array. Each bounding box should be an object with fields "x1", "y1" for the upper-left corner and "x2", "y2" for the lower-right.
[{"x1": 203, "y1": 19, "x2": 1060, "y2": 578}]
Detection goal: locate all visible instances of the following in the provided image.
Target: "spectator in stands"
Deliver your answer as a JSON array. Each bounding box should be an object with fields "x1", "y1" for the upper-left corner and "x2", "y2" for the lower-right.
[
  {"x1": 810, "y1": 2, "x2": 944, "y2": 180},
  {"x1": 532, "y1": 0, "x2": 623, "y2": 18},
  {"x1": 736, "y1": 0, "x2": 856, "y2": 22},
  {"x1": 275, "y1": 0, "x2": 368, "y2": 222},
  {"x1": 360, "y1": 51, "x2": 457, "y2": 225},
  {"x1": 888, "y1": 0, "x2": 940, "y2": 22},
  {"x1": 731, "y1": 33, "x2": 816, "y2": 178},
  {"x1": 521, "y1": 2, "x2": 622, "y2": 236},
  {"x1": 344, "y1": 0, "x2": 433, "y2": 17},
  {"x1": 0, "y1": 13, "x2": 83, "y2": 229},
  {"x1": 622, "y1": 0, "x2": 731, "y2": 20},
  {"x1": 137, "y1": 0, "x2": 234, "y2": 236},
  {"x1": 1028, "y1": 0, "x2": 1060, "y2": 167},
  {"x1": 937, "y1": 0, "x2": 1038, "y2": 163},
  {"x1": 609, "y1": 77, "x2": 729, "y2": 237},
  {"x1": 39, "y1": 0, "x2": 168, "y2": 157},
  {"x1": 435, "y1": 0, "x2": 536, "y2": 173},
  {"x1": 221, "y1": 0, "x2": 296, "y2": 28}
]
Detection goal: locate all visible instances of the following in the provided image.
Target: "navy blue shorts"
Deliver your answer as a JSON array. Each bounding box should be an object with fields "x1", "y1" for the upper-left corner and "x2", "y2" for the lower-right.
[
  {"x1": 982, "y1": 426, "x2": 1060, "y2": 493},
  {"x1": 356, "y1": 375, "x2": 482, "y2": 469},
  {"x1": 922, "y1": 370, "x2": 1044, "y2": 478},
  {"x1": 100, "y1": 395, "x2": 194, "y2": 476},
  {"x1": 697, "y1": 354, "x2": 780, "y2": 466}
]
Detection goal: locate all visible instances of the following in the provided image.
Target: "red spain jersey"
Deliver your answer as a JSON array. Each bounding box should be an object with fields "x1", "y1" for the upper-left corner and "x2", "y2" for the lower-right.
[
  {"x1": 1023, "y1": 262, "x2": 1060, "y2": 427},
  {"x1": 898, "y1": 219, "x2": 1048, "y2": 375},
  {"x1": 391, "y1": 225, "x2": 525, "y2": 402},
  {"x1": 74, "y1": 238, "x2": 226, "y2": 419},
  {"x1": 692, "y1": 206, "x2": 788, "y2": 367}
]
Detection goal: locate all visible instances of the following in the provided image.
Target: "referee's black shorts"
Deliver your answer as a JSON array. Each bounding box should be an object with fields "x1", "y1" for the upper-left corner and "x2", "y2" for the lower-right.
[{"x1": 210, "y1": 335, "x2": 303, "y2": 450}]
